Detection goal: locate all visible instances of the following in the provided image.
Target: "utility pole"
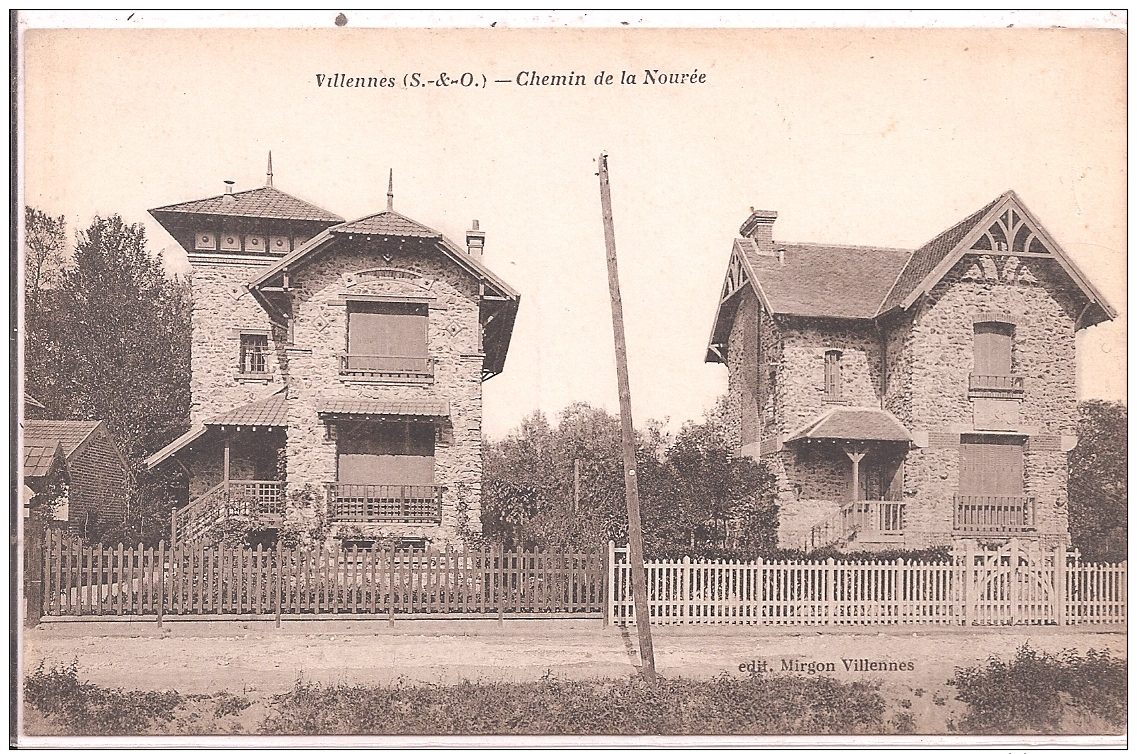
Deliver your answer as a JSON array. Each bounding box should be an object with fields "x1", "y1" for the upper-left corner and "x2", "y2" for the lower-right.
[{"x1": 597, "y1": 152, "x2": 656, "y2": 681}]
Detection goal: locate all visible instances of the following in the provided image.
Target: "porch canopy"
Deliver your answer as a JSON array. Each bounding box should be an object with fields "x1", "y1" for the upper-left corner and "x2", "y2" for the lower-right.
[
  {"x1": 784, "y1": 406, "x2": 911, "y2": 445},
  {"x1": 145, "y1": 392, "x2": 288, "y2": 469},
  {"x1": 316, "y1": 398, "x2": 450, "y2": 422}
]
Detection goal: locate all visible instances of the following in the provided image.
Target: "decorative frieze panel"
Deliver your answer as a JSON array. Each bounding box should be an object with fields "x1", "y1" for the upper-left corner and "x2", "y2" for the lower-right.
[
  {"x1": 219, "y1": 232, "x2": 242, "y2": 252},
  {"x1": 972, "y1": 398, "x2": 1021, "y2": 431},
  {"x1": 244, "y1": 235, "x2": 267, "y2": 254},
  {"x1": 195, "y1": 231, "x2": 218, "y2": 251},
  {"x1": 269, "y1": 236, "x2": 291, "y2": 254}
]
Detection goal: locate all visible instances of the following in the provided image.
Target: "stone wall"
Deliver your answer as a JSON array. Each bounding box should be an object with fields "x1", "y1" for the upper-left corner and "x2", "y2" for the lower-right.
[
  {"x1": 282, "y1": 240, "x2": 485, "y2": 544},
  {"x1": 884, "y1": 253, "x2": 1083, "y2": 544},
  {"x1": 187, "y1": 257, "x2": 282, "y2": 425},
  {"x1": 778, "y1": 318, "x2": 883, "y2": 436}
]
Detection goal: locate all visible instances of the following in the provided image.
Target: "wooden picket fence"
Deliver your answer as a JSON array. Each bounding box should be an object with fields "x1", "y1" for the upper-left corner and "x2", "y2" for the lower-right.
[
  {"x1": 35, "y1": 530, "x2": 605, "y2": 621},
  {"x1": 609, "y1": 539, "x2": 1126, "y2": 627}
]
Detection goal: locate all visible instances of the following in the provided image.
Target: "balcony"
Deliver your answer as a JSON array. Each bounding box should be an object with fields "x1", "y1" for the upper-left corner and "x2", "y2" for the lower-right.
[
  {"x1": 339, "y1": 354, "x2": 434, "y2": 382},
  {"x1": 953, "y1": 494, "x2": 1035, "y2": 534},
  {"x1": 969, "y1": 373, "x2": 1025, "y2": 397},
  {"x1": 326, "y1": 483, "x2": 444, "y2": 524}
]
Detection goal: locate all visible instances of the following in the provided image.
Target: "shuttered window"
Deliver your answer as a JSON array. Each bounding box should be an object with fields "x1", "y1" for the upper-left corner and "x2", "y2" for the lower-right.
[
  {"x1": 973, "y1": 322, "x2": 1014, "y2": 375},
  {"x1": 337, "y1": 421, "x2": 435, "y2": 485},
  {"x1": 824, "y1": 350, "x2": 842, "y2": 402},
  {"x1": 346, "y1": 301, "x2": 428, "y2": 373},
  {"x1": 958, "y1": 435, "x2": 1024, "y2": 495}
]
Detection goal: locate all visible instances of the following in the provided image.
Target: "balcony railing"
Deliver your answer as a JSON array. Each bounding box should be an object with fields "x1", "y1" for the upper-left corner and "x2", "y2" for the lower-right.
[
  {"x1": 969, "y1": 374, "x2": 1025, "y2": 394},
  {"x1": 953, "y1": 494, "x2": 1035, "y2": 534},
  {"x1": 340, "y1": 354, "x2": 434, "y2": 378},
  {"x1": 326, "y1": 483, "x2": 444, "y2": 524}
]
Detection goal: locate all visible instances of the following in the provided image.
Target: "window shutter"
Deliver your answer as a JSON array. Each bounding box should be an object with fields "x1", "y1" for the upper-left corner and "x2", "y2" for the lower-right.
[
  {"x1": 959, "y1": 437, "x2": 1023, "y2": 495},
  {"x1": 824, "y1": 351, "x2": 841, "y2": 402},
  {"x1": 973, "y1": 323, "x2": 1013, "y2": 375}
]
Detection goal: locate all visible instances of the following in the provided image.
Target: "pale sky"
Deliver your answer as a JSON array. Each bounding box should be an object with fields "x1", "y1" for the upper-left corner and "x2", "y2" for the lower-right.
[{"x1": 21, "y1": 25, "x2": 1127, "y2": 440}]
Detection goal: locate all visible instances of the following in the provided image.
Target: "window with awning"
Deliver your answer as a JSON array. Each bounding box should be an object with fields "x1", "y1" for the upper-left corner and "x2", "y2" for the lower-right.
[{"x1": 336, "y1": 420, "x2": 435, "y2": 485}]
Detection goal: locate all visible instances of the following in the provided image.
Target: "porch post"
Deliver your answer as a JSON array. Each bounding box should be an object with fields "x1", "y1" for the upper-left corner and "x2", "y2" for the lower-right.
[
  {"x1": 223, "y1": 438, "x2": 231, "y2": 492},
  {"x1": 844, "y1": 446, "x2": 866, "y2": 502}
]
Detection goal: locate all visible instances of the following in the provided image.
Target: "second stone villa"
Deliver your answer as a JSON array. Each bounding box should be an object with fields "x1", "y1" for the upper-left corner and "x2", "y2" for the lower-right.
[{"x1": 147, "y1": 158, "x2": 519, "y2": 547}]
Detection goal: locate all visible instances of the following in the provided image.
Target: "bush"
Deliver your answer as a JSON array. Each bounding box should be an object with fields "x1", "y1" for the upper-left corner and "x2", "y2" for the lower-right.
[
  {"x1": 259, "y1": 672, "x2": 888, "y2": 736},
  {"x1": 24, "y1": 660, "x2": 184, "y2": 736},
  {"x1": 948, "y1": 645, "x2": 1126, "y2": 734}
]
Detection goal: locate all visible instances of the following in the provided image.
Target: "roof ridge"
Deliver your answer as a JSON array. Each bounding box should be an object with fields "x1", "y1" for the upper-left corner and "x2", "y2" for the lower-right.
[{"x1": 778, "y1": 241, "x2": 915, "y2": 253}]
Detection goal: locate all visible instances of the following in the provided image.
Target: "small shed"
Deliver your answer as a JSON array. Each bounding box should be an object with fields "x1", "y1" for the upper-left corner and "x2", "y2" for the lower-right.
[
  {"x1": 22, "y1": 440, "x2": 70, "y2": 520},
  {"x1": 23, "y1": 420, "x2": 131, "y2": 531}
]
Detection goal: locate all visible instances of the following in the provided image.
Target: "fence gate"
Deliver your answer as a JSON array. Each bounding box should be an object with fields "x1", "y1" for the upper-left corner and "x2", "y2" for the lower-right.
[{"x1": 959, "y1": 538, "x2": 1058, "y2": 625}]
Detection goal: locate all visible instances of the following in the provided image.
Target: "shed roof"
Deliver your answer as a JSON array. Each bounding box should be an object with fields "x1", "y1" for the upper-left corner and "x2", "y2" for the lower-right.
[
  {"x1": 149, "y1": 186, "x2": 343, "y2": 224},
  {"x1": 24, "y1": 420, "x2": 103, "y2": 459},
  {"x1": 23, "y1": 441, "x2": 66, "y2": 478},
  {"x1": 785, "y1": 407, "x2": 912, "y2": 444},
  {"x1": 208, "y1": 393, "x2": 288, "y2": 427}
]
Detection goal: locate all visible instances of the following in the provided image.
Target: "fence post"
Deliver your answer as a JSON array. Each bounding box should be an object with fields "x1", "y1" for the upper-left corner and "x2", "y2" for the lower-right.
[
  {"x1": 157, "y1": 540, "x2": 165, "y2": 628},
  {"x1": 24, "y1": 517, "x2": 45, "y2": 628},
  {"x1": 387, "y1": 541, "x2": 395, "y2": 628},
  {"x1": 606, "y1": 540, "x2": 615, "y2": 627},
  {"x1": 1053, "y1": 540, "x2": 1067, "y2": 627},
  {"x1": 170, "y1": 508, "x2": 177, "y2": 547},
  {"x1": 962, "y1": 538, "x2": 973, "y2": 626},
  {"x1": 275, "y1": 539, "x2": 283, "y2": 628},
  {"x1": 497, "y1": 545, "x2": 505, "y2": 626}
]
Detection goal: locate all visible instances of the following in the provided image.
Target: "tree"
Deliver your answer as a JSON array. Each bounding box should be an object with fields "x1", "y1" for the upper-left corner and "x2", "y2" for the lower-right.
[
  {"x1": 23, "y1": 210, "x2": 192, "y2": 544},
  {"x1": 23, "y1": 207, "x2": 67, "y2": 320},
  {"x1": 1068, "y1": 400, "x2": 1126, "y2": 561},
  {"x1": 481, "y1": 400, "x2": 779, "y2": 557}
]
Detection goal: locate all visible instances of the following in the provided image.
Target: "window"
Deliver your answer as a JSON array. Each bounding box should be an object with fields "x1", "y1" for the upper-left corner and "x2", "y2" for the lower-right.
[
  {"x1": 824, "y1": 350, "x2": 842, "y2": 403},
  {"x1": 239, "y1": 333, "x2": 269, "y2": 373},
  {"x1": 344, "y1": 301, "x2": 429, "y2": 375},
  {"x1": 958, "y1": 435, "x2": 1024, "y2": 495},
  {"x1": 973, "y1": 322, "x2": 1014, "y2": 375},
  {"x1": 336, "y1": 421, "x2": 435, "y2": 485}
]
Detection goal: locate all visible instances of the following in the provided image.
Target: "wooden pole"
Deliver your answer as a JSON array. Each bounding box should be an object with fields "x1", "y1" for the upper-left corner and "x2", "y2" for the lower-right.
[
  {"x1": 597, "y1": 152, "x2": 656, "y2": 682},
  {"x1": 24, "y1": 517, "x2": 45, "y2": 628}
]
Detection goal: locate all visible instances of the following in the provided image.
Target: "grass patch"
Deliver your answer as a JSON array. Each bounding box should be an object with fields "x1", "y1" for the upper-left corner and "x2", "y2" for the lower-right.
[
  {"x1": 257, "y1": 672, "x2": 890, "y2": 736},
  {"x1": 949, "y1": 644, "x2": 1127, "y2": 734}
]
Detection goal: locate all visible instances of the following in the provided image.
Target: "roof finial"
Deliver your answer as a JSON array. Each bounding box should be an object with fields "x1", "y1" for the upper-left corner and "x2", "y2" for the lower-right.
[
  {"x1": 386, "y1": 168, "x2": 394, "y2": 211},
  {"x1": 266, "y1": 151, "x2": 273, "y2": 187}
]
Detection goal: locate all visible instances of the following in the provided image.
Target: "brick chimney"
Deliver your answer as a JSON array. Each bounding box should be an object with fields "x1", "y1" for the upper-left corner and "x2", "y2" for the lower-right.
[
  {"x1": 739, "y1": 208, "x2": 777, "y2": 252},
  {"x1": 466, "y1": 220, "x2": 485, "y2": 258}
]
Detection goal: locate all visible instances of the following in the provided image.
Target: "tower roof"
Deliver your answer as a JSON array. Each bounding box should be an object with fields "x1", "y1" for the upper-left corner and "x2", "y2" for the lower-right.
[{"x1": 149, "y1": 186, "x2": 343, "y2": 224}]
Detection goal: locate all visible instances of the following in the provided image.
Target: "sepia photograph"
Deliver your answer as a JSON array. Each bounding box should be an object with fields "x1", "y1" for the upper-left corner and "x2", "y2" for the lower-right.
[{"x1": 12, "y1": 10, "x2": 1127, "y2": 747}]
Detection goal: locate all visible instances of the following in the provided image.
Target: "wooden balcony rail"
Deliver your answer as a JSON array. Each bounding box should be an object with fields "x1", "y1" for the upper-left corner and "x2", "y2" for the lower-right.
[
  {"x1": 969, "y1": 374, "x2": 1025, "y2": 393},
  {"x1": 326, "y1": 483, "x2": 444, "y2": 524},
  {"x1": 340, "y1": 354, "x2": 434, "y2": 376},
  {"x1": 954, "y1": 494, "x2": 1035, "y2": 533},
  {"x1": 807, "y1": 500, "x2": 906, "y2": 551},
  {"x1": 171, "y1": 480, "x2": 285, "y2": 544}
]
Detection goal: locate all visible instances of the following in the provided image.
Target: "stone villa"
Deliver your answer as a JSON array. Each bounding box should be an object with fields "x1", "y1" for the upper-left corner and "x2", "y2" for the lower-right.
[
  {"x1": 147, "y1": 158, "x2": 519, "y2": 546},
  {"x1": 706, "y1": 192, "x2": 1115, "y2": 551}
]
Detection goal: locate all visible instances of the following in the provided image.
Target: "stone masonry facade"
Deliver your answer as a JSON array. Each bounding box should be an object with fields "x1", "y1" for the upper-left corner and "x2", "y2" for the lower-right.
[{"x1": 714, "y1": 196, "x2": 1106, "y2": 553}]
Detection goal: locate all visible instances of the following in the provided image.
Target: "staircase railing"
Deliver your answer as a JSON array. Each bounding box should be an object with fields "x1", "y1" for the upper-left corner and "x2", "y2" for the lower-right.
[{"x1": 171, "y1": 480, "x2": 285, "y2": 544}]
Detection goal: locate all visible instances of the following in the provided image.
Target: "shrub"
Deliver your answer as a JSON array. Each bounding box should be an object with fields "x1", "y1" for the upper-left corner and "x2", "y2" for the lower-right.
[
  {"x1": 949, "y1": 644, "x2": 1126, "y2": 734},
  {"x1": 258, "y1": 672, "x2": 888, "y2": 736},
  {"x1": 24, "y1": 660, "x2": 184, "y2": 735}
]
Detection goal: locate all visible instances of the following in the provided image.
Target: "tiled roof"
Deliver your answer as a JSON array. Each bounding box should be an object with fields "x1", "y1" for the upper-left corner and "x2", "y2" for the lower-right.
[
  {"x1": 316, "y1": 399, "x2": 450, "y2": 418},
  {"x1": 785, "y1": 407, "x2": 912, "y2": 443},
  {"x1": 877, "y1": 194, "x2": 1006, "y2": 314},
  {"x1": 331, "y1": 210, "x2": 442, "y2": 238},
  {"x1": 24, "y1": 420, "x2": 102, "y2": 458},
  {"x1": 207, "y1": 393, "x2": 288, "y2": 427},
  {"x1": 24, "y1": 441, "x2": 65, "y2": 478},
  {"x1": 149, "y1": 186, "x2": 343, "y2": 223},
  {"x1": 740, "y1": 243, "x2": 912, "y2": 319}
]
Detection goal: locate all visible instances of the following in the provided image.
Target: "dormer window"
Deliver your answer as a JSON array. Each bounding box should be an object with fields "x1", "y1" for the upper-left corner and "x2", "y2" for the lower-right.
[
  {"x1": 239, "y1": 333, "x2": 269, "y2": 374},
  {"x1": 342, "y1": 300, "x2": 432, "y2": 379},
  {"x1": 824, "y1": 350, "x2": 842, "y2": 403}
]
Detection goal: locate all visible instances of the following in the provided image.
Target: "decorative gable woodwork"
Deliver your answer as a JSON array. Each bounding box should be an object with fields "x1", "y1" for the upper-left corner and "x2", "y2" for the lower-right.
[
  {"x1": 720, "y1": 247, "x2": 750, "y2": 302},
  {"x1": 969, "y1": 207, "x2": 1053, "y2": 256}
]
